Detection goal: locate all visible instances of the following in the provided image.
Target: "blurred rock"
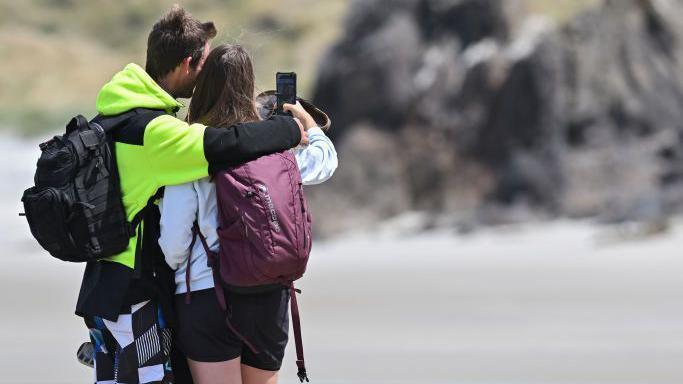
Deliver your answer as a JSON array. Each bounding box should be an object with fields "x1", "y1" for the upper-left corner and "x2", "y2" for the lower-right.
[
  {"x1": 306, "y1": 125, "x2": 412, "y2": 236},
  {"x1": 310, "y1": 0, "x2": 683, "y2": 234}
]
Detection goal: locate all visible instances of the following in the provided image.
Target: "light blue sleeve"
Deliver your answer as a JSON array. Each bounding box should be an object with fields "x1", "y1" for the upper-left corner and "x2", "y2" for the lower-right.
[
  {"x1": 158, "y1": 182, "x2": 198, "y2": 270},
  {"x1": 295, "y1": 127, "x2": 338, "y2": 185}
]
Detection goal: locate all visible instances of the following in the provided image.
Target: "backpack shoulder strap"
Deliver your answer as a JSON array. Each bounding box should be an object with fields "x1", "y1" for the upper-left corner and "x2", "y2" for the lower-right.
[
  {"x1": 192, "y1": 221, "x2": 212, "y2": 256},
  {"x1": 195, "y1": 221, "x2": 260, "y2": 355},
  {"x1": 184, "y1": 221, "x2": 200, "y2": 304},
  {"x1": 129, "y1": 187, "x2": 165, "y2": 232},
  {"x1": 66, "y1": 115, "x2": 90, "y2": 134},
  {"x1": 128, "y1": 186, "x2": 165, "y2": 278},
  {"x1": 125, "y1": 108, "x2": 167, "y2": 130},
  {"x1": 289, "y1": 283, "x2": 309, "y2": 382},
  {"x1": 91, "y1": 108, "x2": 167, "y2": 140}
]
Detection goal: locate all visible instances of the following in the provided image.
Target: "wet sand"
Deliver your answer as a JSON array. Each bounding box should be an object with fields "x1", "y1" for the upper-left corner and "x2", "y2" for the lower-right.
[{"x1": 2, "y1": 136, "x2": 682, "y2": 383}]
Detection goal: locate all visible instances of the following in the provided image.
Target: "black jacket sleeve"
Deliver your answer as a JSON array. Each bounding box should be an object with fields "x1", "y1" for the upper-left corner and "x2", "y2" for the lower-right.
[{"x1": 203, "y1": 116, "x2": 301, "y2": 172}]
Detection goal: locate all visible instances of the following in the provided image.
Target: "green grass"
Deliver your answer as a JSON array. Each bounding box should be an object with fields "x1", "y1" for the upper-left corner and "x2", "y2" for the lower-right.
[
  {"x1": 0, "y1": 0, "x2": 347, "y2": 134},
  {"x1": 524, "y1": 0, "x2": 603, "y2": 22}
]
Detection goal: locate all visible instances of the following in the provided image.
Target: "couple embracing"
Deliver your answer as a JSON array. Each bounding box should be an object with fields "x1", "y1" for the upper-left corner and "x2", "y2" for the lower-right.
[{"x1": 77, "y1": 6, "x2": 336, "y2": 384}]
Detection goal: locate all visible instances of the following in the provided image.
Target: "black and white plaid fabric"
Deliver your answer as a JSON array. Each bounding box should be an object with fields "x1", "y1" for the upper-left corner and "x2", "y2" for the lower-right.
[{"x1": 87, "y1": 300, "x2": 173, "y2": 384}]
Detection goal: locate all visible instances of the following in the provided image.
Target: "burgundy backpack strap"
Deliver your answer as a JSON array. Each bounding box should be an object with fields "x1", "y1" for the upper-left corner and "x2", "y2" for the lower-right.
[
  {"x1": 193, "y1": 221, "x2": 212, "y2": 259},
  {"x1": 184, "y1": 222, "x2": 200, "y2": 304},
  {"x1": 198, "y1": 225, "x2": 259, "y2": 355},
  {"x1": 289, "y1": 283, "x2": 309, "y2": 382}
]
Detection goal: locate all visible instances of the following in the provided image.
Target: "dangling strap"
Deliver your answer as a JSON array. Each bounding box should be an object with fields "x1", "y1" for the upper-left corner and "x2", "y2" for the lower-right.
[
  {"x1": 129, "y1": 188, "x2": 166, "y2": 278},
  {"x1": 289, "y1": 283, "x2": 309, "y2": 382},
  {"x1": 130, "y1": 188, "x2": 165, "y2": 235},
  {"x1": 184, "y1": 222, "x2": 199, "y2": 304},
  {"x1": 193, "y1": 222, "x2": 259, "y2": 354}
]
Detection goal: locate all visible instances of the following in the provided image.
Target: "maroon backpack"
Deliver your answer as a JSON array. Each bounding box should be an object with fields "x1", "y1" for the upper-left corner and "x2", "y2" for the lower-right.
[{"x1": 189, "y1": 149, "x2": 312, "y2": 382}]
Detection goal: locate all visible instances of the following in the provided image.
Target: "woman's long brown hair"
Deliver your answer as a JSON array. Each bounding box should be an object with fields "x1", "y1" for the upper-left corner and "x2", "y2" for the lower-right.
[{"x1": 188, "y1": 44, "x2": 259, "y2": 127}]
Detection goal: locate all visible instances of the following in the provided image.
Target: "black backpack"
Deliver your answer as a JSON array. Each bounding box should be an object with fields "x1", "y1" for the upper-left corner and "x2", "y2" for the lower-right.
[{"x1": 21, "y1": 112, "x2": 147, "y2": 262}]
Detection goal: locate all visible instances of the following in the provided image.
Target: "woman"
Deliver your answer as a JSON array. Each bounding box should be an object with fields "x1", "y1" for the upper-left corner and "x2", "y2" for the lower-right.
[{"x1": 158, "y1": 44, "x2": 337, "y2": 384}]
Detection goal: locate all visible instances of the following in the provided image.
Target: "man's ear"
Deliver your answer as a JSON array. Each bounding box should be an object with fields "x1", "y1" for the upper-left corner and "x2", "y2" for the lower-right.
[
  {"x1": 181, "y1": 56, "x2": 193, "y2": 74},
  {"x1": 195, "y1": 42, "x2": 211, "y2": 73}
]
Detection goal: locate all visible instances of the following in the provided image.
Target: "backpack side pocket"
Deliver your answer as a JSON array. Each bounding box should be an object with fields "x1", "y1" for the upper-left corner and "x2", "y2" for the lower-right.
[{"x1": 22, "y1": 186, "x2": 81, "y2": 261}]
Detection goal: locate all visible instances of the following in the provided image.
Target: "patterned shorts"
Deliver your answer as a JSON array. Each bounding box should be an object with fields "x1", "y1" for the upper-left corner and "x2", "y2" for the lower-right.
[{"x1": 86, "y1": 300, "x2": 173, "y2": 384}]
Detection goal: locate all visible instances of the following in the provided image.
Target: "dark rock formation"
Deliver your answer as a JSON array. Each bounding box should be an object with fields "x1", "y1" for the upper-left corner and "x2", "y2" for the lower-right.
[{"x1": 309, "y1": 0, "x2": 683, "y2": 235}]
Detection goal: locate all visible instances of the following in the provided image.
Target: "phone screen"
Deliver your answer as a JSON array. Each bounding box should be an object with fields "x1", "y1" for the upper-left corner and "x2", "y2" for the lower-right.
[{"x1": 276, "y1": 72, "x2": 297, "y2": 114}]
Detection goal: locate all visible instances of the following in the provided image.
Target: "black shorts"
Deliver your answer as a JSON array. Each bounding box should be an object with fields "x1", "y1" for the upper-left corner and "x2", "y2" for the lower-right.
[{"x1": 174, "y1": 287, "x2": 290, "y2": 371}]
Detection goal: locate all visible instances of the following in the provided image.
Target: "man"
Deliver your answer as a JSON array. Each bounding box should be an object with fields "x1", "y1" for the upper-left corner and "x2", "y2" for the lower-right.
[{"x1": 75, "y1": 6, "x2": 306, "y2": 384}]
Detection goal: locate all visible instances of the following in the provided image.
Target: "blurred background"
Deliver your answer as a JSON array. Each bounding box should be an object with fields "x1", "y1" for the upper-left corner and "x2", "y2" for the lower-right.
[{"x1": 2, "y1": 0, "x2": 683, "y2": 383}]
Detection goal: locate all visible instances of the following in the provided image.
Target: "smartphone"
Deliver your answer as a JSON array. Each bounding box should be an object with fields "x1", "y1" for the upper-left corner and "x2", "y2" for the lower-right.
[{"x1": 276, "y1": 72, "x2": 297, "y2": 115}]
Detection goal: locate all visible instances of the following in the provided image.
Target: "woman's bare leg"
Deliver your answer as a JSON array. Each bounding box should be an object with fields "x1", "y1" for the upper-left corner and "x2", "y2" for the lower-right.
[
  {"x1": 241, "y1": 364, "x2": 279, "y2": 384},
  {"x1": 187, "y1": 356, "x2": 242, "y2": 384}
]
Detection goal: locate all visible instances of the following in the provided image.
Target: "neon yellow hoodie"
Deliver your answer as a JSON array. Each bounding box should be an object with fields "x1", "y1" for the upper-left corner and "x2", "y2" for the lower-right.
[{"x1": 95, "y1": 63, "x2": 208, "y2": 268}]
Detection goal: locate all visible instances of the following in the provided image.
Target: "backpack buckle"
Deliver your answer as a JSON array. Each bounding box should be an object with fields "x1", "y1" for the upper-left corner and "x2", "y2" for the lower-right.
[
  {"x1": 296, "y1": 364, "x2": 309, "y2": 382},
  {"x1": 80, "y1": 130, "x2": 100, "y2": 149}
]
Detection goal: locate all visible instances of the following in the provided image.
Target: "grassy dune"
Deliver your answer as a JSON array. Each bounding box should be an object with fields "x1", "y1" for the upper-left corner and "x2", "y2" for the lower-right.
[
  {"x1": 0, "y1": 0, "x2": 347, "y2": 134},
  {"x1": 525, "y1": 0, "x2": 602, "y2": 22},
  {"x1": 0, "y1": 0, "x2": 599, "y2": 135}
]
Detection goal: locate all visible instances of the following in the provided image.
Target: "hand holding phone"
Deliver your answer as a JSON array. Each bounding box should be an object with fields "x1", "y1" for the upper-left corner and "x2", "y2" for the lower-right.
[
  {"x1": 276, "y1": 72, "x2": 297, "y2": 115},
  {"x1": 283, "y1": 101, "x2": 316, "y2": 131}
]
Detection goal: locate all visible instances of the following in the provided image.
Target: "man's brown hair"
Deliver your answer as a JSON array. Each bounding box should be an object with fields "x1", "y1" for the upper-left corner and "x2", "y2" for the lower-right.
[{"x1": 145, "y1": 5, "x2": 217, "y2": 81}]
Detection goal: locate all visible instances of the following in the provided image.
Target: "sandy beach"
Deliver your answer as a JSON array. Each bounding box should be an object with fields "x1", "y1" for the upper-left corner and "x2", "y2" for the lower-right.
[{"x1": 2, "y1": 135, "x2": 682, "y2": 383}]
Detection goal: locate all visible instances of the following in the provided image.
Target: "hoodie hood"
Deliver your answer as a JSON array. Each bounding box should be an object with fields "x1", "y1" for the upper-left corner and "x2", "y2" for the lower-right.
[{"x1": 96, "y1": 63, "x2": 182, "y2": 116}]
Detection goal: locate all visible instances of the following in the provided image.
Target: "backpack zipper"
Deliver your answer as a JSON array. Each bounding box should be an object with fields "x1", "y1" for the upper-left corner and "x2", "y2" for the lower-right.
[{"x1": 298, "y1": 183, "x2": 309, "y2": 252}]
